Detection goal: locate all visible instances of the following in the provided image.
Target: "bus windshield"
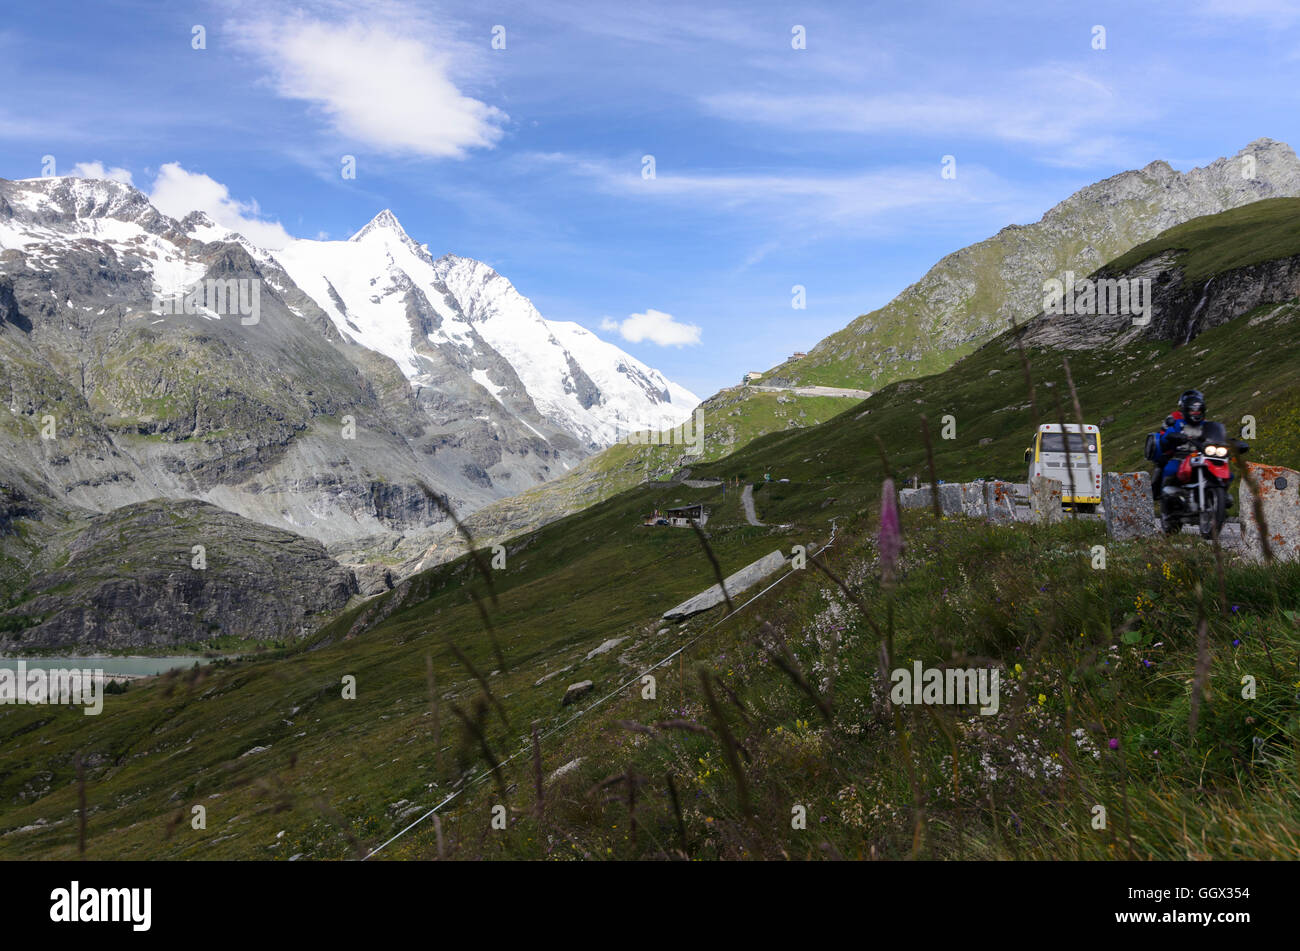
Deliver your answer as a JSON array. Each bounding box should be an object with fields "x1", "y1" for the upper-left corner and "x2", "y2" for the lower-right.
[{"x1": 1040, "y1": 433, "x2": 1097, "y2": 455}]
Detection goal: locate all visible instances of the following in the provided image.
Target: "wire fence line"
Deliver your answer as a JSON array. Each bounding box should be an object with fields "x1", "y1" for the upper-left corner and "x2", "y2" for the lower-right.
[{"x1": 362, "y1": 519, "x2": 839, "y2": 860}]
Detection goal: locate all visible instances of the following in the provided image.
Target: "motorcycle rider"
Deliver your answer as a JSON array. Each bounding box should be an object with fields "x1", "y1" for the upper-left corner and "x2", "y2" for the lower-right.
[{"x1": 1156, "y1": 389, "x2": 1231, "y2": 502}]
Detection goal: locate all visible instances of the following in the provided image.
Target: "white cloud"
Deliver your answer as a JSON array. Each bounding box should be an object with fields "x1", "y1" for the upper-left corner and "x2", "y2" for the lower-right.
[
  {"x1": 231, "y1": 16, "x2": 506, "y2": 158},
  {"x1": 69, "y1": 161, "x2": 133, "y2": 185},
  {"x1": 148, "y1": 163, "x2": 293, "y2": 250},
  {"x1": 601, "y1": 309, "x2": 701, "y2": 347}
]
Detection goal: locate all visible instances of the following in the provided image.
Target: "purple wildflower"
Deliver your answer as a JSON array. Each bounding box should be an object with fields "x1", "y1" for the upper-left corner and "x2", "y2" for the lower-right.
[{"x1": 879, "y1": 478, "x2": 902, "y2": 582}]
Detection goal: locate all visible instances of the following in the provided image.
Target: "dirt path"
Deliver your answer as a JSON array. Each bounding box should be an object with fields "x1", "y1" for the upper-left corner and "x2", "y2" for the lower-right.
[{"x1": 741, "y1": 484, "x2": 764, "y2": 526}]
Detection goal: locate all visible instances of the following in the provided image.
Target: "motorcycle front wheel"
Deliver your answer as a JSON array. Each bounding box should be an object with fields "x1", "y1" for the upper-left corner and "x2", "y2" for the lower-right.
[{"x1": 1200, "y1": 485, "x2": 1228, "y2": 539}]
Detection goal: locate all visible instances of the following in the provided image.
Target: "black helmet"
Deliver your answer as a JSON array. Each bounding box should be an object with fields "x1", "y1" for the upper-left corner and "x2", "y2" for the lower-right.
[{"x1": 1179, "y1": 389, "x2": 1206, "y2": 424}]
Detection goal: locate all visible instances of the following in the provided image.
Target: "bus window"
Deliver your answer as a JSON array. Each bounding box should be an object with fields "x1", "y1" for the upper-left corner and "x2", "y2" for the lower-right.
[{"x1": 1040, "y1": 433, "x2": 1096, "y2": 454}]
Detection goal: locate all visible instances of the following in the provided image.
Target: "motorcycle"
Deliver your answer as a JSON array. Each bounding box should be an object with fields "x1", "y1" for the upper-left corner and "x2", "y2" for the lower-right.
[{"x1": 1155, "y1": 420, "x2": 1248, "y2": 538}]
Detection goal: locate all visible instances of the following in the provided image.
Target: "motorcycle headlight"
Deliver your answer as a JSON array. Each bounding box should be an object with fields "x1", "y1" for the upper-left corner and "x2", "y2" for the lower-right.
[{"x1": 1206, "y1": 445, "x2": 1227, "y2": 457}]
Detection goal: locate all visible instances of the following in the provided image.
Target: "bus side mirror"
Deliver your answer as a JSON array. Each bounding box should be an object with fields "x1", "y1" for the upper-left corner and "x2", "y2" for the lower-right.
[{"x1": 1024, "y1": 448, "x2": 1032, "y2": 462}]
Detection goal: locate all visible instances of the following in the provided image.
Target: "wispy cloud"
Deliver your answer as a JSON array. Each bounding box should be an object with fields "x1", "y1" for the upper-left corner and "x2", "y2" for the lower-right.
[
  {"x1": 601, "y1": 309, "x2": 701, "y2": 346},
  {"x1": 535, "y1": 1, "x2": 773, "y2": 50},
  {"x1": 533, "y1": 151, "x2": 1026, "y2": 231},
  {"x1": 700, "y1": 66, "x2": 1155, "y2": 168}
]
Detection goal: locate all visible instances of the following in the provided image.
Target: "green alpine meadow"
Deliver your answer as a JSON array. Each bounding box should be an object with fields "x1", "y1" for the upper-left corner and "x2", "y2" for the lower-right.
[
  {"x1": 3, "y1": 7, "x2": 1300, "y2": 912},
  {"x1": 4, "y1": 193, "x2": 1300, "y2": 861}
]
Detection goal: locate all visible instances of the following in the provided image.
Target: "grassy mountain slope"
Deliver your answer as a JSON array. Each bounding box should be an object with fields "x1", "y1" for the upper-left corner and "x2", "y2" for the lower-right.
[
  {"x1": 3, "y1": 205, "x2": 1300, "y2": 859},
  {"x1": 1103, "y1": 196, "x2": 1300, "y2": 282},
  {"x1": 420, "y1": 388, "x2": 852, "y2": 568}
]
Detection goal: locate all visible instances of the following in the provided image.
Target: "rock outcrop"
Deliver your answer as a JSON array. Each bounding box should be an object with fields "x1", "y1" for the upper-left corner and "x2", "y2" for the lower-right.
[
  {"x1": 0, "y1": 499, "x2": 357, "y2": 650},
  {"x1": 662, "y1": 549, "x2": 788, "y2": 621},
  {"x1": 1019, "y1": 247, "x2": 1300, "y2": 351}
]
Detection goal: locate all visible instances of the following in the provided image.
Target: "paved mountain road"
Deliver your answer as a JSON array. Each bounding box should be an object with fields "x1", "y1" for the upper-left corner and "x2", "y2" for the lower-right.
[{"x1": 748, "y1": 384, "x2": 872, "y2": 399}]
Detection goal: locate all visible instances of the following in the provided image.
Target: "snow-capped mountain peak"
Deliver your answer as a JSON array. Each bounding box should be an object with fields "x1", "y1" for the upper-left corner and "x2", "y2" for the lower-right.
[
  {"x1": 5, "y1": 175, "x2": 170, "y2": 236},
  {"x1": 0, "y1": 172, "x2": 702, "y2": 552},
  {"x1": 347, "y1": 208, "x2": 432, "y2": 262},
  {"x1": 0, "y1": 177, "x2": 209, "y2": 299},
  {"x1": 350, "y1": 208, "x2": 405, "y2": 241},
  {"x1": 429, "y1": 253, "x2": 698, "y2": 442},
  {"x1": 273, "y1": 221, "x2": 699, "y2": 448},
  {"x1": 0, "y1": 174, "x2": 700, "y2": 454}
]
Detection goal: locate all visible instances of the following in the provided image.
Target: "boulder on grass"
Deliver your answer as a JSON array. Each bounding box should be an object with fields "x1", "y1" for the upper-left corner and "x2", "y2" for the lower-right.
[
  {"x1": 562, "y1": 681, "x2": 594, "y2": 706},
  {"x1": 1102, "y1": 471, "x2": 1159, "y2": 539}
]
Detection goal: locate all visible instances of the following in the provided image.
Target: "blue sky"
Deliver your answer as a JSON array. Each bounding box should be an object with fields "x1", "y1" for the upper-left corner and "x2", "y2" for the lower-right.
[{"x1": 2, "y1": 0, "x2": 1298, "y2": 397}]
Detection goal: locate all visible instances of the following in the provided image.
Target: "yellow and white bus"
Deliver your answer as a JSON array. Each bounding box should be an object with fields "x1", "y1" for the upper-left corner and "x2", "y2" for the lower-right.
[{"x1": 1024, "y1": 423, "x2": 1103, "y2": 511}]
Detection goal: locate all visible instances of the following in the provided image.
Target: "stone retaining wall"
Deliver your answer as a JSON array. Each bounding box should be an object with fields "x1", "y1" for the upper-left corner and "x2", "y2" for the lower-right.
[
  {"x1": 900, "y1": 479, "x2": 1054, "y2": 524},
  {"x1": 890, "y1": 465, "x2": 1300, "y2": 561}
]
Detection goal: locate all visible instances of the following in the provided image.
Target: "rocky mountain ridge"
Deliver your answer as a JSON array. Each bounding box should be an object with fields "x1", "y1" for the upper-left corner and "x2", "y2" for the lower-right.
[
  {"x1": 0, "y1": 177, "x2": 698, "y2": 557},
  {"x1": 771, "y1": 138, "x2": 1300, "y2": 390}
]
